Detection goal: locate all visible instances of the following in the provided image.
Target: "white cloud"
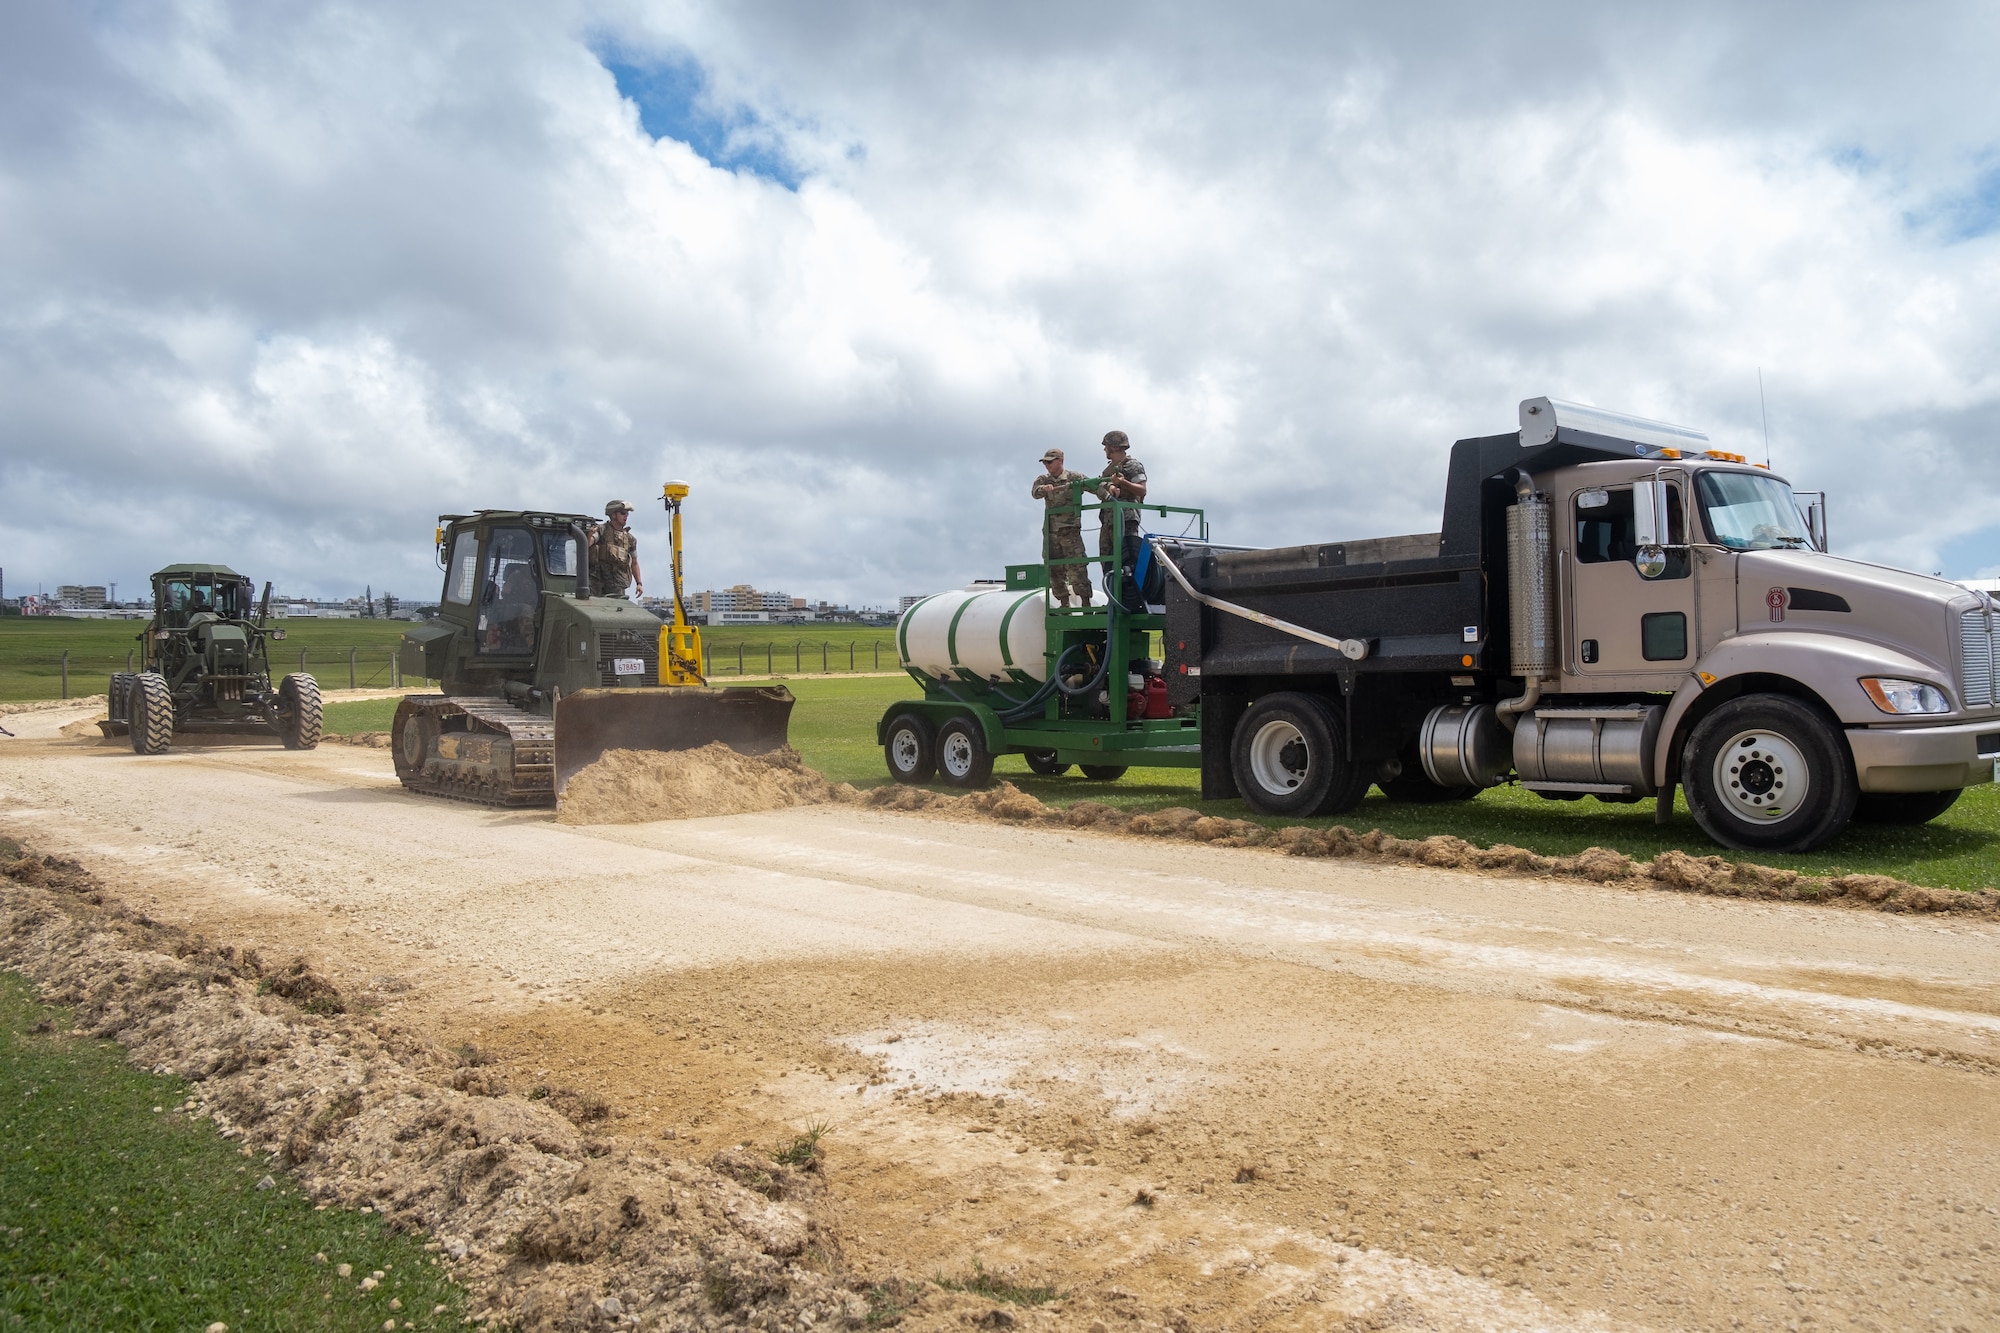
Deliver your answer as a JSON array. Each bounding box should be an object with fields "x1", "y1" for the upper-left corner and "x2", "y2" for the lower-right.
[{"x1": 4, "y1": 0, "x2": 2000, "y2": 607}]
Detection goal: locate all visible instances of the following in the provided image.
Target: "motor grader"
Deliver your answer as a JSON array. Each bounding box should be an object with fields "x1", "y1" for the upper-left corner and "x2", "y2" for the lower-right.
[
  {"x1": 100, "y1": 563, "x2": 322, "y2": 754},
  {"x1": 391, "y1": 483, "x2": 792, "y2": 806}
]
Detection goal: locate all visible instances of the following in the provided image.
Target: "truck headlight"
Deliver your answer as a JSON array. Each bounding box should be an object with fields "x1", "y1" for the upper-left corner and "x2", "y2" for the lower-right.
[{"x1": 1860, "y1": 678, "x2": 1951, "y2": 715}]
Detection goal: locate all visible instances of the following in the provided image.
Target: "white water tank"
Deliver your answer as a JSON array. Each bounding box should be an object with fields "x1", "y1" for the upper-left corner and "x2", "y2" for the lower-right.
[{"x1": 898, "y1": 585, "x2": 1050, "y2": 683}]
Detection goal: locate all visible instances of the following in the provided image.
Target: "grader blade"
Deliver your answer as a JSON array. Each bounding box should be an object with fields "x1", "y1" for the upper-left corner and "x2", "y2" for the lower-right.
[{"x1": 552, "y1": 685, "x2": 796, "y2": 797}]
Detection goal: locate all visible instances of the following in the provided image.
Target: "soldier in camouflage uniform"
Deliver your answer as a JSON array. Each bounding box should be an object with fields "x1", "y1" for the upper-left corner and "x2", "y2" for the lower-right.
[
  {"x1": 588, "y1": 500, "x2": 644, "y2": 601},
  {"x1": 1031, "y1": 448, "x2": 1094, "y2": 607},
  {"x1": 1096, "y1": 431, "x2": 1148, "y2": 605}
]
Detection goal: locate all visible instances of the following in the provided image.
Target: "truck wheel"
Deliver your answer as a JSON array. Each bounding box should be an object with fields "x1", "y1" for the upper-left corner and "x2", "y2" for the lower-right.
[
  {"x1": 1231, "y1": 692, "x2": 1367, "y2": 818},
  {"x1": 1684, "y1": 695, "x2": 1855, "y2": 853},
  {"x1": 277, "y1": 674, "x2": 323, "y2": 750},
  {"x1": 883, "y1": 712, "x2": 937, "y2": 783},
  {"x1": 1024, "y1": 749, "x2": 1071, "y2": 776},
  {"x1": 1078, "y1": 764, "x2": 1127, "y2": 781},
  {"x1": 129, "y1": 673, "x2": 174, "y2": 755},
  {"x1": 935, "y1": 717, "x2": 995, "y2": 789},
  {"x1": 1851, "y1": 789, "x2": 1962, "y2": 825},
  {"x1": 108, "y1": 673, "x2": 135, "y2": 724}
]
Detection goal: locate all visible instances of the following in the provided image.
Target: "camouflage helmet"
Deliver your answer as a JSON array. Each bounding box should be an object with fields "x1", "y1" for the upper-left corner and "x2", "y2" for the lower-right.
[
  {"x1": 1101, "y1": 430, "x2": 1130, "y2": 451},
  {"x1": 605, "y1": 499, "x2": 633, "y2": 515}
]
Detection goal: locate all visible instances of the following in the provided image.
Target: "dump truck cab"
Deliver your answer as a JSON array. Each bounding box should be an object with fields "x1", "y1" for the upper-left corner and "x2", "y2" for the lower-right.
[{"x1": 1537, "y1": 451, "x2": 1999, "y2": 803}]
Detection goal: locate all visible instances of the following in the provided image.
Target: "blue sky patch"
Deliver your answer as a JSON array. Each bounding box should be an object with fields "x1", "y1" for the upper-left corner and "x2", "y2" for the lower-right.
[
  {"x1": 1939, "y1": 524, "x2": 2000, "y2": 580},
  {"x1": 600, "y1": 50, "x2": 803, "y2": 190}
]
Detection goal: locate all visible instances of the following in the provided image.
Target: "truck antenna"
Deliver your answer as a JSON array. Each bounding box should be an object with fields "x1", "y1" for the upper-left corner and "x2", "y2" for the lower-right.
[{"x1": 1757, "y1": 366, "x2": 1772, "y2": 469}]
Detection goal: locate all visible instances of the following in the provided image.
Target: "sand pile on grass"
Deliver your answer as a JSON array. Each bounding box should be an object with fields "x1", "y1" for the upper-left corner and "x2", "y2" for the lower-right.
[
  {"x1": 557, "y1": 743, "x2": 857, "y2": 826},
  {"x1": 0, "y1": 843, "x2": 866, "y2": 1333},
  {"x1": 855, "y1": 781, "x2": 2000, "y2": 918}
]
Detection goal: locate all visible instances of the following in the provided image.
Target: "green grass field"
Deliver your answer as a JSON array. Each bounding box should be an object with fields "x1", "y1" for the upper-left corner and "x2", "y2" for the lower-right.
[
  {"x1": 0, "y1": 969, "x2": 464, "y2": 1330},
  {"x1": 0, "y1": 617, "x2": 414, "y2": 702}
]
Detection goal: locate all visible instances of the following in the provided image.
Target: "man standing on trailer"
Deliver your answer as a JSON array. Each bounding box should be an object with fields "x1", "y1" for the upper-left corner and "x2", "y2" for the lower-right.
[
  {"x1": 1031, "y1": 448, "x2": 1095, "y2": 608},
  {"x1": 589, "y1": 500, "x2": 644, "y2": 601},
  {"x1": 1097, "y1": 431, "x2": 1148, "y2": 605}
]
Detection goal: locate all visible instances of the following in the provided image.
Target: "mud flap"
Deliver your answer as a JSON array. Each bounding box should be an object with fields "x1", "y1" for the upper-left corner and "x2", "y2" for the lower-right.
[{"x1": 552, "y1": 686, "x2": 796, "y2": 797}]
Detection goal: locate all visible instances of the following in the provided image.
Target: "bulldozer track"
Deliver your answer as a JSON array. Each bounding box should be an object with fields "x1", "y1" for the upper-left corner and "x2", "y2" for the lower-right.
[{"x1": 391, "y1": 695, "x2": 558, "y2": 807}]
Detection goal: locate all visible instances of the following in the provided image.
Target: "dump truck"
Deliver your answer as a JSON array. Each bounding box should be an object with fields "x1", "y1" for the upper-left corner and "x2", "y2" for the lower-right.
[
  {"x1": 100, "y1": 563, "x2": 322, "y2": 754},
  {"x1": 1158, "y1": 397, "x2": 1999, "y2": 853},
  {"x1": 391, "y1": 485, "x2": 792, "y2": 806}
]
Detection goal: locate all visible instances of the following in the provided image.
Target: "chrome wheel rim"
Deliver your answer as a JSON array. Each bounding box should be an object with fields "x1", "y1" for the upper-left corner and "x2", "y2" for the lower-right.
[
  {"x1": 1248, "y1": 719, "x2": 1309, "y2": 794},
  {"x1": 939, "y1": 730, "x2": 975, "y2": 778},
  {"x1": 1712, "y1": 728, "x2": 1809, "y2": 824},
  {"x1": 890, "y1": 728, "x2": 922, "y2": 773}
]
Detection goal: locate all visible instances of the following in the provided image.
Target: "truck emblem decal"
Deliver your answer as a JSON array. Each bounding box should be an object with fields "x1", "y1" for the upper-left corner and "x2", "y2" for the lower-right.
[{"x1": 1767, "y1": 587, "x2": 1787, "y2": 623}]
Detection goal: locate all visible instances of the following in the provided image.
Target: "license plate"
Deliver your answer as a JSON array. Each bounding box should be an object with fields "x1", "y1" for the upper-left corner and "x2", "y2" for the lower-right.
[{"x1": 613, "y1": 657, "x2": 646, "y2": 677}]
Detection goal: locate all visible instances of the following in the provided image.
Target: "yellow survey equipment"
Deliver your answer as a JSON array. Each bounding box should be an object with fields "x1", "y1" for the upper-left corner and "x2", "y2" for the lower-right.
[{"x1": 658, "y1": 480, "x2": 705, "y2": 686}]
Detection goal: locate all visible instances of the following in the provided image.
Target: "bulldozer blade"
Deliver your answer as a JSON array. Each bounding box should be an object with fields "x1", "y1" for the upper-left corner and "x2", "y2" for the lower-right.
[{"x1": 552, "y1": 685, "x2": 796, "y2": 797}]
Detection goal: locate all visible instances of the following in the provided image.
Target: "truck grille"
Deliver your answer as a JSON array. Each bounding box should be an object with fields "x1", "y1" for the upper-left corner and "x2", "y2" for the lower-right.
[
  {"x1": 1962, "y1": 608, "x2": 1998, "y2": 708},
  {"x1": 597, "y1": 632, "x2": 659, "y2": 688}
]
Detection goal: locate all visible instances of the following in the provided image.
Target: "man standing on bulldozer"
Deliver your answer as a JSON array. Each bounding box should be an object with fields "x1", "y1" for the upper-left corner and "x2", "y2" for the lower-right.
[
  {"x1": 1031, "y1": 447, "x2": 1094, "y2": 608},
  {"x1": 589, "y1": 500, "x2": 644, "y2": 600}
]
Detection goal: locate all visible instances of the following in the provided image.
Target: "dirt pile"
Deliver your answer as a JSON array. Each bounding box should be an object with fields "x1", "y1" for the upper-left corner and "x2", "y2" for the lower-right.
[
  {"x1": 858, "y1": 781, "x2": 2000, "y2": 917},
  {"x1": 324, "y1": 731, "x2": 394, "y2": 748},
  {"x1": 557, "y1": 744, "x2": 857, "y2": 826},
  {"x1": 0, "y1": 845, "x2": 866, "y2": 1332}
]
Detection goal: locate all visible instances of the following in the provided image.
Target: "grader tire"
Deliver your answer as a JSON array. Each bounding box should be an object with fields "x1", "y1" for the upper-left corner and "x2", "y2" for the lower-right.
[
  {"x1": 278, "y1": 674, "x2": 323, "y2": 750},
  {"x1": 129, "y1": 673, "x2": 174, "y2": 755}
]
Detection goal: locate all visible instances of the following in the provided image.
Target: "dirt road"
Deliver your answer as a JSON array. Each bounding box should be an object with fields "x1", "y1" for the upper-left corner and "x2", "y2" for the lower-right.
[{"x1": 4, "y1": 708, "x2": 1998, "y2": 1331}]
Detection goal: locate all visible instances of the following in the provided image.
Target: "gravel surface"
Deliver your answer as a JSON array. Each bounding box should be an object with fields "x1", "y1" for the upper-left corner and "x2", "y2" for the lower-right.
[{"x1": 4, "y1": 709, "x2": 1999, "y2": 1331}]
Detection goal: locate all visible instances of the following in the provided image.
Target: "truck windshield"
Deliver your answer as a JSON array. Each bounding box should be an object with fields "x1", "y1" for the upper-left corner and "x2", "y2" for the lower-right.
[{"x1": 1695, "y1": 471, "x2": 1814, "y2": 551}]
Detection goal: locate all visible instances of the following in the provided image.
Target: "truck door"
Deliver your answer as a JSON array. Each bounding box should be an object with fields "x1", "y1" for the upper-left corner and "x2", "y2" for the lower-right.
[{"x1": 1566, "y1": 479, "x2": 1697, "y2": 680}]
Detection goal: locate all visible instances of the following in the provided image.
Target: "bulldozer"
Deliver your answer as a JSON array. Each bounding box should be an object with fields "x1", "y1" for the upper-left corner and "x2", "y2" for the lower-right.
[
  {"x1": 390, "y1": 482, "x2": 793, "y2": 806},
  {"x1": 100, "y1": 563, "x2": 323, "y2": 754}
]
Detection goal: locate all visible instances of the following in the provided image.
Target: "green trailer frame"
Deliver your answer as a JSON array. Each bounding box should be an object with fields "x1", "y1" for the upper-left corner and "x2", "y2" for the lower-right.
[{"x1": 877, "y1": 499, "x2": 1207, "y2": 780}]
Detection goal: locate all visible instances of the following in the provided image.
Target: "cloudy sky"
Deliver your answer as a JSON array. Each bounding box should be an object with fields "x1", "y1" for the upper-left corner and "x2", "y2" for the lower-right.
[{"x1": 4, "y1": 1, "x2": 1998, "y2": 607}]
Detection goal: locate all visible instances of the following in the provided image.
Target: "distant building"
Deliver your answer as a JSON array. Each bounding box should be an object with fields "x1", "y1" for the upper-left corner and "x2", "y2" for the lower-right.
[
  {"x1": 897, "y1": 595, "x2": 924, "y2": 614},
  {"x1": 56, "y1": 585, "x2": 108, "y2": 609},
  {"x1": 709, "y1": 610, "x2": 773, "y2": 624}
]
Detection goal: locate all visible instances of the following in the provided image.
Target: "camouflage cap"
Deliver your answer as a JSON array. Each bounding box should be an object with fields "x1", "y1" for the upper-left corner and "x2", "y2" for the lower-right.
[
  {"x1": 605, "y1": 499, "x2": 633, "y2": 514},
  {"x1": 1101, "y1": 430, "x2": 1130, "y2": 451},
  {"x1": 1040, "y1": 448, "x2": 1064, "y2": 462}
]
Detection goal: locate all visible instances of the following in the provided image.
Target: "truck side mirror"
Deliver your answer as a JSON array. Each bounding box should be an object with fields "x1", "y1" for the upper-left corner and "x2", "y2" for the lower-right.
[
  {"x1": 1633, "y1": 476, "x2": 1669, "y2": 578},
  {"x1": 1802, "y1": 495, "x2": 1829, "y2": 552}
]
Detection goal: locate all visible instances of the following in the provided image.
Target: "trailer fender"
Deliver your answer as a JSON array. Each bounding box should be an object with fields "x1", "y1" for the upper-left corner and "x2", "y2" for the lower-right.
[{"x1": 1655, "y1": 631, "x2": 1944, "y2": 788}]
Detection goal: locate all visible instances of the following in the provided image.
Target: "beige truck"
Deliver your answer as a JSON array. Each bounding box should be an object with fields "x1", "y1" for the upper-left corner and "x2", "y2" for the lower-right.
[{"x1": 1165, "y1": 397, "x2": 1999, "y2": 854}]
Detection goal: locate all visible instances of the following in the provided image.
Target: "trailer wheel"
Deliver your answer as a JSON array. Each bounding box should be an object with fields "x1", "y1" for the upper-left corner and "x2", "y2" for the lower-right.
[
  {"x1": 1684, "y1": 694, "x2": 1855, "y2": 853},
  {"x1": 935, "y1": 717, "x2": 995, "y2": 789},
  {"x1": 1851, "y1": 789, "x2": 1962, "y2": 825},
  {"x1": 277, "y1": 673, "x2": 323, "y2": 750},
  {"x1": 1230, "y1": 692, "x2": 1367, "y2": 817},
  {"x1": 883, "y1": 712, "x2": 937, "y2": 784},
  {"x1": 1078, "y1": 764, "x2": 1128, "y2": 781},
  {"x1": 129, "y1": 673, "x2": 175, "y2": 755},
  {"x1": 1024, "y1": 749, "x2": 1071, "y2": 776}
]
